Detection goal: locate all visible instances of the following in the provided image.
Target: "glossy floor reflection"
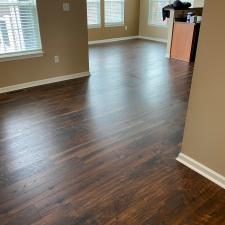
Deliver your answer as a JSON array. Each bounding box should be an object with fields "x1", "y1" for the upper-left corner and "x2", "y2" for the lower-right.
[{"x1": 0, "y1": 39, "x2": 225, "y2": 225}]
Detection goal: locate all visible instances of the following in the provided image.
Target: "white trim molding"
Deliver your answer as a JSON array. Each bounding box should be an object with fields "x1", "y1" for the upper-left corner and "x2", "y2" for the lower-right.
[
  {"x1": 0, "y1": 71, "x2": 90, "y2": 94},
  {"x1": 88, "y1": 36, "x2": 139, "y2": 45},
  {"x1": 138, "y1": 36, "x2": 167, "y2": 43},
  {"x1": 88, "y1": 36, "x2": 168, "y2": 45},
  {"x1": 104, "y1": 23, "x2": 125, "y2": 28},
  {"x1": 165, "y1": 53, "x2": 170, "y2": 58},
  {"x1": 177, "y1": 153, "x2": 225, "y2": 189},
  {"x1": 0, "y1": 51, "x2": 44, "y2": 63}
]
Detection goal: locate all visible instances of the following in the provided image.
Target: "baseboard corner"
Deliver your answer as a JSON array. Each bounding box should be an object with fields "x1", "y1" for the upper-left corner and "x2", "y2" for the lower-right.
[
  {"x1": 165, "y1": 53, "x2": 170, "y2": 58},
  {"x1": 138, "y1": 36, "x2": 168, "y2": 43},
  {"x1": 88, "y1": 36, "x2": 139, "y2": 45},
  {"x1": 176, "y1": 153, "x2": 225, "y2": 189}
]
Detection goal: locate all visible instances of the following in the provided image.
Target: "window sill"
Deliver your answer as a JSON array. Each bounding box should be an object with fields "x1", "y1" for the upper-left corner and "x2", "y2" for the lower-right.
[
  {"x1": 0, "y1": 50, "x2": 44, "y2": 63},
  {"x1": 148, "y1": 23, "x2": 168, "y2": 29},
  {"x1": 105, "y1": 23, "x2": 125, "y2": 28},
  {"x1": 88, "y1": 25, "x2": 101, "y2": 29}
]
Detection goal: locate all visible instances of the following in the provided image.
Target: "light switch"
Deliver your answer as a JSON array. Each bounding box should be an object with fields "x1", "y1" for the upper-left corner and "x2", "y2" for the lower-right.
[
  {"x1": 63, "y1": 3, "x2": 70, "y2": 12},
  {"x1": 54, "y1": 56, "x2": 60, "y2": 64}
]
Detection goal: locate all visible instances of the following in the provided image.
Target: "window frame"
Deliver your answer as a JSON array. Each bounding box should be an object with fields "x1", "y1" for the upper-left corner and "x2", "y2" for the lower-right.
[
  {"x1": 0, "y1": 0, "x2": 43, "y2": 62},
  {"x1": 104, "y1": 0, "x2": 125, "y2": 27},
  {"x1": 87, "y1": 0, "x2": 102, "y2": 29},
  {"x1": 0, "y1": 50, "x2": 43, "y2": 62}
]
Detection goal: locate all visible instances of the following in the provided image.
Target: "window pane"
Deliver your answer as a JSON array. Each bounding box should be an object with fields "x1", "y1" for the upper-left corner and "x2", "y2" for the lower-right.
[
  {"x1": 0, "y1": 0, "x2": 42, "y2": 56},
  {"x1": 104, "y1": 0, "x2": 124, "y2": 26},
  {"x1": 149, "y1": 0, "x2": 170, "y2": 26},
  {"x1": 87, "y1": 0, "x2": 101, "y2": 28}
]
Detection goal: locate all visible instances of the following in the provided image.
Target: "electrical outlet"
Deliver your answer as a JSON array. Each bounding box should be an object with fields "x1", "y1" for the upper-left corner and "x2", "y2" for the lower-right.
[
  {"x1": 63, "y1": 2, "x2": 70, "y2": 11},
  {"x1": 125, "y1": 26, "x2": 128, "y2": 31},
  {"x1": 54, "y1": 56, "x2": 60, "y2": 64}
]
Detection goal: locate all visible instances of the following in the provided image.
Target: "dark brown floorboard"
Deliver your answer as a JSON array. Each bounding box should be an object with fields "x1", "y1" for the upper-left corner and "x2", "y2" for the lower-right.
[{"x1": 0, "y1": 39, "x2": 224, "y2": 225}]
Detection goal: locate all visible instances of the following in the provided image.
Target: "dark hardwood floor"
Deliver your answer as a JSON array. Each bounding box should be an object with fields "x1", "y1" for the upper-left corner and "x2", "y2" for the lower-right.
[{"x1": 0, "y1": 39, "x2": 224, "y2": 225}]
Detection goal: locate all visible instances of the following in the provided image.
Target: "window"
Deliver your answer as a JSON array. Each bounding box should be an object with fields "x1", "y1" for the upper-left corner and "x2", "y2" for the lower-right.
[
  {"x1": 149, "y1": 0, "x2": 170, "y2": 27},
  {"x1": 0, "y1": 0, "x2": 42, "y2": 60},
  {"x1": 148, "y1": 0, "x2": 195, "y2": 27},
  {"x1": 104, "y1": 0, "x2": 124, "y2": 27},
  {"x1": 87, "y1": 0, "x2": 101, "y2": 28},
  {"x1": 189, "y1": 0, "x2": 195, "y2": 7}
]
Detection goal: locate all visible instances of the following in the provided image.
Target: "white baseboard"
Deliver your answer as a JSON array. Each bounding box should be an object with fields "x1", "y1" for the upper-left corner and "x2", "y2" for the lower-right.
[
  {"x1": 88, "y1": 36, "x2": 168, "y2": 45},
  {"x1": 138, "y1": 36, "x2": 168, "y2": 43},
  {"x1": 0, "y1": 71, "x2": 90, "y2": 94},
  {"x1": 88, "y1": 36, "x2": 139, "y2": 45},
  {"x1": 165, "y1": 53, "x2": 170, "y2": 58},
  {"x1": 176, "y1": 153, "x2": 225, "y2": 189}
]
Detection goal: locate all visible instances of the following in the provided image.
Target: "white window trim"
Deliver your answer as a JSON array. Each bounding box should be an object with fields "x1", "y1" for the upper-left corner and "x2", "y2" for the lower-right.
[
  {"x1": 88, "y1": 24, "x2": 101, "y2": 29},
  {"x1": 0, "y1": 50, "x2": 43, "y2": 63},
  {"x1": 0, "y1": 0, "x2": 43, "y2": 61},
  {"x1": 87, "y1": 0, "x2": 101, "y2": 29},
  {"x1": 104, "y1": 22, "x2": 124, "y2": 27},
  {"x1": 104, "y1": 0, "x2": 125, "y2": 27}
]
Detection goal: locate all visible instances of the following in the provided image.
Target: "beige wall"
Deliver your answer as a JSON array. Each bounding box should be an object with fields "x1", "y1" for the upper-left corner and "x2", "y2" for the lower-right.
[
  {"x1": 181, "y1": 0, "x2": 225, "y2": 176},
  {"x1": 88, "y1": 0, "x2": 140, "y2": 41},
  {"x1": 139, "y1": 0, "x2": 205, "y2": 40},
  {"x1": 0, "y1": 0, "x2": 89, "y2": 88}
]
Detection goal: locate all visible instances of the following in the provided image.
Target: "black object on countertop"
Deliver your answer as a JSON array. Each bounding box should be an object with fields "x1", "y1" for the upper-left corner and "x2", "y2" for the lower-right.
[{"x1": 162, "y1": 1, "x2": 192, "y2": 21}]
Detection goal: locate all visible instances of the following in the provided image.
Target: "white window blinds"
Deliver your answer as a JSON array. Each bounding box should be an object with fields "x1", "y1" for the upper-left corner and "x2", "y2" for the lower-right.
[
  {"x1": 87, "y1": 0, "x2": 101, "y2": 28},
  {"x1": 104, "y1": 0, "x2": 124, "y2": 26},
  {"x1": 0, "y1": 0, "x2": 42, "y2": 58},
  {"x1": 149, "y1": 0, "x2": 170, "y2": 26}
]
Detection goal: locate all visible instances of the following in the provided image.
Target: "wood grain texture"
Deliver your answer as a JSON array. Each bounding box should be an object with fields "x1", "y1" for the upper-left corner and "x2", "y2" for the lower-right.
[{"x1": 0, "y1": 40, "x2": 224, "y2": 225}]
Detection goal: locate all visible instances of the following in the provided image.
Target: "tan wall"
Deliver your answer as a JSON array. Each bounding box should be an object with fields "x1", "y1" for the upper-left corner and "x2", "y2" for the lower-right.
[
  {"x1": 0, "y1": 0, "x2": 89, "y2": 88},
  {"x1": 139, "y1": 0, "x2": 205, "y2": 40},
  {"x1": 181, "y1": 0, "x2": 225, "y2": 176},
  {"x1": 88, "y1": 0, "x2": 140, "y2": 41}
]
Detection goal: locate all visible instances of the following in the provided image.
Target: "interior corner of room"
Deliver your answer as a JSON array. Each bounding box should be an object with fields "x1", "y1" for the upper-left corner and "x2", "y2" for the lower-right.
[{"x1": 87, "y1": 0, "x2": 205, "y2": 62}]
